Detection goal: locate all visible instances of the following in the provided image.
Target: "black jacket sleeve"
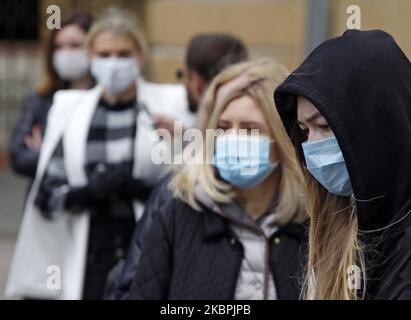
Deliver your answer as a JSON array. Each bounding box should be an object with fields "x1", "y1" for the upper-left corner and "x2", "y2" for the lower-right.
[
  {"x1": 103, "y1": 174, "x2": 173, "y2": 300},
  {"x1": 127, "y1": 196, "x2": 175, "y2": 300},
  {"x1": 9, "y1": 93, "x2": 50, "y2": 178}
]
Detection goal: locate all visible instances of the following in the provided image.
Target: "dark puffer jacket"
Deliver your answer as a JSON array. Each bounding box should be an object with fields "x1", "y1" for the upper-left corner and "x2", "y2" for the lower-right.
[
  {"x1": 127, "y1": 196, "x2": 307, "y2": 300},
  {"x1": 104, "y1": 174, "x2": 173, "y2": 299},
  {"x1": 9, "y1": 92, "x2": 52, "y2": 178}
]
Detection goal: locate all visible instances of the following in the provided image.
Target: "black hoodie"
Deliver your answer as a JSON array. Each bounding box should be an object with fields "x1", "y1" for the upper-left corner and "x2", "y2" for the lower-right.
[{"x1": 274, "y1": 29, "x2": 411, "y2": 299}]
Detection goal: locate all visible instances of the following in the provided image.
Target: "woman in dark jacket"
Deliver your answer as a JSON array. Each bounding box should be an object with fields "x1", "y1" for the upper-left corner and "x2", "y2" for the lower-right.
[
  {"x1": 10, "y1": 11, "x2": 93, "y2": 178},
  {"x1": 274, "y1": 29, "x2": 411, "y2": 299},
  {"x1": 128, "y1": 58, "x2": 307, "y2": 300}
]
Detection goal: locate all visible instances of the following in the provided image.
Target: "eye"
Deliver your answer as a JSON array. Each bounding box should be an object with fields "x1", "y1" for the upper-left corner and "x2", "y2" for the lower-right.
[
  {"x1": 319, "y1": 123, "x2": 331, "y2": 131},
  {"x1": 97, "y1": 52, "x2": 110, "y2": 58},
  {"x1": 69, "y1": 42, "x2": 83, "y2": 49},
  {"x1": 217, "y1": 121, "x2": 231, "y2": 131},
  {"x1": 217, "y1": 125, "x2": 229, "y2": 131},
  {"x1": 118, "y1": 51, "x2": 132, "y2": 58}
]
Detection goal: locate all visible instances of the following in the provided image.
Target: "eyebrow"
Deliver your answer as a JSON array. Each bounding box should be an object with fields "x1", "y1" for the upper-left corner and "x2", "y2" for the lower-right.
[
  {"x1": 218, "y1": 120, "x2": 262, "y2": 127},
  {"x1": 241, "y1": 121, "x2": 262, "y2": 127},
  {"x1": 298, "y1": 112, "x2": 323, "y2": 125}
]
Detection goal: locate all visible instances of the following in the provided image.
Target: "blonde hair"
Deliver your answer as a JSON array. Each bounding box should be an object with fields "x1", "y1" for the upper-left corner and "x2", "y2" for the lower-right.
[
  {"x1": 284, "y1": 101, "x2": 367, "y2": 299},
  {"x1": 171, "y1": 58, "x2": 306, "y2": 225},
  {"x1": 301, "y1": 174, "x2": 366, "y2": 299},
  {"x1": 86, "y1": 8, "x2": 148, "y2": 64}
]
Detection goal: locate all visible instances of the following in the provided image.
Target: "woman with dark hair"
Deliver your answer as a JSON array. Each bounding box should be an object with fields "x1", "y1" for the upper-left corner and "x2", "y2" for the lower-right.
[{"x1": 10, "y1": 11, "x2": 93, "y2": 178}]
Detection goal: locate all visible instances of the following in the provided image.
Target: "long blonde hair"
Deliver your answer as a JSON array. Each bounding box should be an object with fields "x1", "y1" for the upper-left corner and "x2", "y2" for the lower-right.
[
  {"x1": 286, "y1": 124, "x2": 367, "y2": 299},
  {"x1": 301, "y1": 175, "x2": 366, "y2": 299},
  {"x1": 171, "y1": 58, "x2": 306, "y2": 225}
]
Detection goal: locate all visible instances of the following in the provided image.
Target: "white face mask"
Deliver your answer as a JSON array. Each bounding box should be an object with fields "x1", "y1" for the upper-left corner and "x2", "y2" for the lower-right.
[
  {"x1": 91, "y1": 57, "x2": 140, "y2": 95},
  {"x1": 53, "y1": 49, "x2": 89, "y2": 81}
]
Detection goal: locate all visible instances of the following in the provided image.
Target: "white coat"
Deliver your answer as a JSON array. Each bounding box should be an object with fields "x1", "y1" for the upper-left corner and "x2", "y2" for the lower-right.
[{"x1": 6, "y1": 79, "x2": 194, "y2": 299}]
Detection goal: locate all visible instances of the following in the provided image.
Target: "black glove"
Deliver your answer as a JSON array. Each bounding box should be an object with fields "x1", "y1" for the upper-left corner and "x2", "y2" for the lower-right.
[
  {"x1": 34, "y1": 183, "x2": 53, "y2": 219},
  {"x1": 33, "y1": 168, "x2": 120, "y2": 218},
  {"x1": 87, "y1": 163, "x2": 128, "y2": 198},
  {"x1": 35, "y1": 164, "x2": 138, "y2": 217},
  {"x1": 65, "y1": 164, "x2": 129, "y2": 212},
  {"x1": 89, "y1": 164, "x2": 153, "y2": 202},
  {"x1": 34, "y1": 176, "x2": 68, "y2": 220}
]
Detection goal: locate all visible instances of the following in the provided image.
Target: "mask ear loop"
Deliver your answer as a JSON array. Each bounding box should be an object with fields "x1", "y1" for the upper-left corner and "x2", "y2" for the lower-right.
[
  {"x1": 358, "y1": 208, "x2": 411, "y2": 234},
  {"x1": 326, "y1": 194, "x2": 385, "y2": 217},
  {"x1": 352, "y1": 194, "x2": 411, "y2": 234},
  {"x1": 328, "y1": 201, "x2": 356, "y2": 216}
]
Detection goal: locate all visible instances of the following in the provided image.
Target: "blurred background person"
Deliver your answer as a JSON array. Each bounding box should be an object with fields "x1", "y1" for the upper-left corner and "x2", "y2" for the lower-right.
[
  {"x1": 6, "y1": 8, "x2": 192, "y2": 300},
  {"x1": 104, "y1": 32, "x2": 248, "y2": 299},
  {"x1": 9, "y1": 11, "x2": 93, "y2": 179},
  {"x1": 152, "y1": 33, "x2": 248, "y2": 139},
  {"x1": 127, "y1": 58, "x2": 307, "y2": 300}
]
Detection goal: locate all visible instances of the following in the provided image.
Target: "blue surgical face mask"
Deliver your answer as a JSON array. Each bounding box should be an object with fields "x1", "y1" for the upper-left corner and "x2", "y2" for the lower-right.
[
  {"x1": 302, "y1": 136, "x2": 353, "y2": 197},
  {"x1": 213, "y1": 134, "x2": 279, "y2": 189}
]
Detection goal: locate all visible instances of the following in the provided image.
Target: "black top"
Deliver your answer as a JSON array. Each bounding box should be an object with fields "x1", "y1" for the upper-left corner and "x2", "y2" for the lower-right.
[{"x1": 274, "y1": 29, "x2": 411, "y2": 299}]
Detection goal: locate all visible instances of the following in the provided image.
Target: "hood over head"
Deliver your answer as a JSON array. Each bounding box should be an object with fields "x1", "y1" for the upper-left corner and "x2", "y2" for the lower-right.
[{"x1": 274, "y1": 29, "x2": 411, "y2": 232}]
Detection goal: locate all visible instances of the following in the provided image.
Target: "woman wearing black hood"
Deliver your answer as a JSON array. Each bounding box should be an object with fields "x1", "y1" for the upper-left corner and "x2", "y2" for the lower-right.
[{"x1": 274, "y1": 29, "x2": 411, "y2": 300}]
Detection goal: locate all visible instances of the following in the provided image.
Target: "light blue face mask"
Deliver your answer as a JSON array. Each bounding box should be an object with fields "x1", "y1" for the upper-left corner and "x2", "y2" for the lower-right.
[
  {"x1": 213, "y1": 134, "x2": 279, "y2": 189},
  {"x1": 302, "y1": 136, "x2": 353, "y2": 197}
]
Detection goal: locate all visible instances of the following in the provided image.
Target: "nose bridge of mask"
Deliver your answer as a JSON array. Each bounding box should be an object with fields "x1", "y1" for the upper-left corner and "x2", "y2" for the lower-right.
[
  {"x1": 92, "y1": 57, "x2": 139, "y2": 94},
  {"x1": 215, "y1": 134, "x2": 271, "y2": 176},
  {"x1": 213, "y1": 134, "x2": 277, "y2": 189},
  {"x1": 104, "y1": 58, "x2": 117, "y2": 83},
  {"x1": 216, "y1": 134, "x2": 268, "y2": 160},
  {"x1": 302, "y1": 136, "x2": 345, "y2": 169}
]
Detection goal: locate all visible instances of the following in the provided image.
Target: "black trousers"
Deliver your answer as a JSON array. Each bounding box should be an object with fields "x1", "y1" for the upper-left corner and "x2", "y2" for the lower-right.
[{"x1": 82, "y1": 213, "x2": 135, "y2": 300}]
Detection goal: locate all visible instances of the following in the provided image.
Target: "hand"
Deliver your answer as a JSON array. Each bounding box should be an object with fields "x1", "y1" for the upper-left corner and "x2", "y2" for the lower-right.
[
  {"x1": 64, "y1": 165, "x2": 131, "y2": 213},
  {"x1": 24, "y1": 124, "x2": 42, "y2": 151},
  {"x1": 34, "y1": 178, "x2": 55, "y2": 219},
  {"x1": 88, "y1": 164, "x2": 129, "y2": 198}
]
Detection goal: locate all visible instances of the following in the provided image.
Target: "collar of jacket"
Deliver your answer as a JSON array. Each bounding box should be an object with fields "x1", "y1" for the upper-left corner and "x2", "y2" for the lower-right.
[
  {"x1": 199, "y1": 203, "x2": 232, "y2": 242},
  {"x1": 194, "y1": 183, "x2": 306, "y2": 243},
  {"x1": 199, "y1": 204, "x2": 306, "y2": 244}
]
